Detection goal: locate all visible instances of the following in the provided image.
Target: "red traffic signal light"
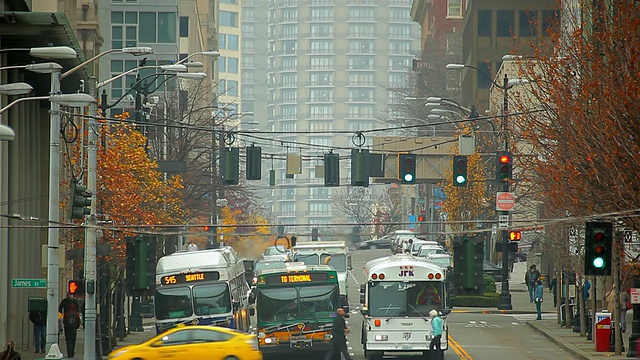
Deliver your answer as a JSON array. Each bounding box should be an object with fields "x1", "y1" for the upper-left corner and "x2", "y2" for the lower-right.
[
  {"x1": 496, "y1": 151, "x2": 513, "y2": 182},
  {"x1": 67, "y1": 280, "x2": 83, "y2": 295},
  {"x1": 508, "y1": 230, "x2": 522, "y2": 241},
  {"x1": 417, "y1": 215, "x2": 426, "y2": 222},
  {"x1": 204, "y1": 225, "x2": 211, "y2": 231}
]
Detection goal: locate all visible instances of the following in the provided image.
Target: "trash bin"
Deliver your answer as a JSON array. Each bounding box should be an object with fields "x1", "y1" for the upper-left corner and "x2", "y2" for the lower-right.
[{"x1": 594, "y1": 311, "x2": 612, "y2": 352}]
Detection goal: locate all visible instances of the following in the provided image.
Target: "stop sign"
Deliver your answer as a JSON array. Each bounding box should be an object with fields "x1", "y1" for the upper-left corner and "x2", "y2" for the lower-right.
[{"x1": 496, "y1": 192, "x2": 515, "y2": 211}]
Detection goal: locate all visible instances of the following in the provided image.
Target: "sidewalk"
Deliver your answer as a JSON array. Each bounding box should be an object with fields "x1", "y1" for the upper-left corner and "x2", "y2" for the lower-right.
[
  {"x1": 19, "y1": 320, "x2": 155, "y2": 360},
  {"x1": 454, "y1": 262, "x2": 636, "y2": 360}
]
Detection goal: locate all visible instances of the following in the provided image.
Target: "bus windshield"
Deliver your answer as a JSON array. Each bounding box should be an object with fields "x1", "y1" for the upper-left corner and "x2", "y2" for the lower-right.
[
  {"x1": 300, "y1": 285, "x2": 339, "y2": 319},
  {"x1": 193, "y1": 283, "x2": 231, "y2": 315},
  {"x1": 296, "y1": 254, "x2": 319, "y2": 266},
  {"x1": 368, "y1": 281, "x2": 444, "y2": 317},
  {"x1": 155, "y1": 287, "x2": 193, "y2": 320},
  {"x1": 257, "y1": 288, "x2": 297, "y2": 322}
]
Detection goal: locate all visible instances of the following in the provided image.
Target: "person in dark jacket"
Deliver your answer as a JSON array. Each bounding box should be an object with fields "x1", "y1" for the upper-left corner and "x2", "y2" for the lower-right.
[
  {"x1": 0, "y1": 341, "x2": 21, "y2": 360},
  {"x1": 330, "y1": 308, "x2": 352, "y2": 360},
  {"x1": 59, "y1": 292, "x2": 81, "y2": 358},
  {"x1": 28, "y1": 309, "x2": 46, "y2": 353}
]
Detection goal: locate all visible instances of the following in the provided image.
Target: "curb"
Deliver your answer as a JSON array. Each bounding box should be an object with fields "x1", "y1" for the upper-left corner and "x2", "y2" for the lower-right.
[
  {"x1": 451, "y1": 308, "x2": 555, "y2": 315},
  {"x1": 526, "y1": 321, "x2": 589, "y2": 360}
]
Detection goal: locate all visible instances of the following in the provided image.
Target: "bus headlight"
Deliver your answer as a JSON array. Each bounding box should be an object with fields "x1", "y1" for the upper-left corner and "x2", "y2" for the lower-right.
[
  {"x1": 324, "y1": 334, "x2": 332, "y2": 341},
  {"x1": 264, "y1": 337, "x2": 277, "y2": 344},
  {"x1": 374, "y1": 335, "x2": 388, "y2": 341}
]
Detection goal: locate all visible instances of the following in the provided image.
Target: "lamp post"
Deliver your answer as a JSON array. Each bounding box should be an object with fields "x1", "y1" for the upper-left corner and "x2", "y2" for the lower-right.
[{"x1": 446, "y1": 62, "x2": 515, "y2": 310}]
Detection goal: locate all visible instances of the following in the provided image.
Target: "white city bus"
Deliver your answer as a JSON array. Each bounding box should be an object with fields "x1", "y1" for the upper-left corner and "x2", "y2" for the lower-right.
[
  {"x1": 360, "y1": 254, "x2": 450, "y2": 360},
  {"x1": 154, "y1": 246, "x2": 251, "y2": 334},
  {"x1": 293, "y1": 241, "x2": 352, "y2": 308}
]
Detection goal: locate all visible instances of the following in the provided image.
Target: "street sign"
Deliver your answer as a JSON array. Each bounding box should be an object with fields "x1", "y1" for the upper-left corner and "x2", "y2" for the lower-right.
[
  {"x1": 408, "y1": 214, "x2": 416, "y2": 231},
  {"x1": 496, "y1": 192, "x2": 515, "y2": 211},
  {"x1": 631, "y1": 288, "x2": 640, "y2": 305},
  {"x1": 498, "y1": 215, "x2": 509, "y2": 228},
  {"x1": 11, "y1": 278, "x2": 46, "y2": 288}
]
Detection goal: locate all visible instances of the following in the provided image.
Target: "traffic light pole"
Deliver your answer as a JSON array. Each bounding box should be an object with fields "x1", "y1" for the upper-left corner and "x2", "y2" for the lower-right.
[
  {"x1": 497, "y1": 74, "x2": 513, "y2": 310},
  {"x1": 84, "y1": 76, "x2": 98, "y2": 359}
]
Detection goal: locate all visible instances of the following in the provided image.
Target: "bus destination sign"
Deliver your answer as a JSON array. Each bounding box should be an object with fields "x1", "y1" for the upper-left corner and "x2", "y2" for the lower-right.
[
  {"x1": 265, "y1": 272, "x2": 329, "y2": 285},
  {"x1": 161, "y1": 271, "x2": 220, "y2": 286}
]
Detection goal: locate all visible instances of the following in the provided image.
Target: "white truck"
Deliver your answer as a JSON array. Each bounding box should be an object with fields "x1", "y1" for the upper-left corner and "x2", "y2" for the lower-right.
[{"x1": 292, "y1": 241, "x2": 352, "y2": 309}]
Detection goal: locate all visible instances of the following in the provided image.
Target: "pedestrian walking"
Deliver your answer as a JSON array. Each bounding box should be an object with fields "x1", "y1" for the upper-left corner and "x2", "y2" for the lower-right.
[
  {"x1": 0, "y1": 341, "x2": 21, "y2": 360},
  {"x1": 429, "y1": 310, "x2": 443, "y2": 360},
  {"x1": 28, "y1": 307, "x2": 46, "y2": 353},
  {"x1": 330, "y1": 307, "x2": 352, "y2": 360},
  {"x1": 59, "y1": 292, "x2": 81, "y2": 358},
  {"x1": 549, "y1": 274, "x2": 557, "y2": 307},
  {"x1": 620, "y1": 288, "x2": 630, "y2": 333},
  {"x1": 534, "y1": 279, "x2": 544, "y2": 320},
  {"x1": 525, "y1": 265, "x2": 541, "y2": 303},
  {"x1": 187, "y1": 240, "x2": 198, "y2": 251}
]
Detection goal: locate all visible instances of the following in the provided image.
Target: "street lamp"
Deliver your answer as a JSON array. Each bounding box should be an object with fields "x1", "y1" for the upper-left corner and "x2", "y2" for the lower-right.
[
  {"x1": 61, "y1": 46, "x2": 153, "y2": 80},
  {"x1": 447, "y1": 62, "x2": 516, "y2": 310},
  {"x1": 176, "y1": 50, "x2": 221, "y2": 65}
]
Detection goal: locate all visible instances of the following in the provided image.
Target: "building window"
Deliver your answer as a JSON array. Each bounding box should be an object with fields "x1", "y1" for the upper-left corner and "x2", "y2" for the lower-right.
[
  {"x1": 389, "y1": 8, "x2": 407, "y2": 22},
  {"x1": 227, "y1": 57, "x2": 239, "y2": 73},
  {"x1": 226, "y1": 80, "x2": 238, "y2": 96},
  {"x1": 228, "y1": 35, "x2": 239, "y2": 50},
  {"x1": 242, "y1": 85, "x2": 255, "y2": 97},
  {"x1": 447, "y1": 0, "x2": 463, "y2": 18},
  {"x1": 309, "y1": 137, "x2": 332, "y2": 147},
  {"x1": 309, "y1": 203, "x2": 331, "y2": 216},
  {"x1": 388, "y1": 57, "x2": 410, "y2": 70},
  {"x1": 282, "y1": 24, "x2": 297, "y2": 38},
  {"x1": 242, "y1": 71, "x2": 255, "y2": 82},
  {"x1": 310, "y1": 72, "x2": 333, "y2": 86},
  {"x1": 158, "y1": 12, "x2": 177, "y2": 43},
  {"x1": 541, "y1": 10, "x2": 560, "y2": 36},
  {"x1": 477, "y1": 10, "x2": 492, "y2": 37},
  {"x1": 348, "y1": 56, "x2": 374, "y2": 70},
  {"x1": 519, "y1": 10, "x2": 537, "y2": 37},
  {"x1": 310, "y1": 7, "x2": 333, "y2": 21},
  {"x1": 281, "y1": 89, "x2": 297, "y2": 102},
  {"x1": 309, "y1": 40, "x2": 334, "y2": 54},
  {"x1": 282, "y1": 40, "x2": 297, "y2": 54},
  {"x1": 282, "y1": 58, "x2": 297, "y2": 71},
  {"x1": 348, "y1": 73, "x2": 375, "y2": 86},
  {"x1": 281, "y1": 123, "x2": 297, "y2": 132},
  {"x1": 389, "y1": 40, "x2": 411, "y2": 54},
  {"x1": 476, "y1": 61, "x2": 492, "y2": 89},
  {"x1": 387, "y1": 73, "x2": 406, "y2": 87},
  {"x1": 310, "y1": 57, "x2": 333, "y2": 70},
  {"x1": 310, "y1": 24, "x2": 334, "y2": 37},
  {"x1": 389, "y1": 25, "x2": 412, "y2": 38},
  {"x1": 347, "y1": 105, "x2": 374, "y2": 118},
  {"x1": 242, "y1": 55, "x2": 255, "y2": 67},
  {"x1": 281, "y1": 203, "x2": 296, "y2": 216},
  {"x1": 179, "y1": 16, "x2": 189, "y2": 37},
  {"x1": 348, "y1": 121, "x2": 375, "y2": 132},
  {"x1": 220, "y1": 11, "x2": 238, "y2": 27},
  {"x1": 242, "y1": 39, "x2": 255, "y2": 52},
  {"x1": 348, "y1": 24, "x2": 375, "y2": 37},
  {"x1": 282, "y1": 73, "x2": 298, "y2": 87},
  {"x1": 348, "y1": 40, "x2": 374, "y2": 54},
  {"x1": 281, "y1": 105, "x2": 297, "y2": 119},
  {"x1": 281, "y1": 9, "x2": 297, "y2": 22},
  {"x1": 309, "y1": 105, "x2": 333, "y2": 118},
  {"x1": 349, "y1": 7, "x2": 375, "y2": 21},
  {"x1": 348, "y1": 89, "x2": 374, "y2": 102},
  {"x1": 496, "y1": 10, "x2": 514, "y2": 37},
  {"x1": 309, "y1": 122, "x2": 333, "y2": 131},
  {"x1": 309, "y1": 89, "x2": 333, "y2": 102}
]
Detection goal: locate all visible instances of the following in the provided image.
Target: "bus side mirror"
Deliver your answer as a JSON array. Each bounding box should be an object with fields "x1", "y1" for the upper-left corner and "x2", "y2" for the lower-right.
[
  {"x1": 441, "y1": 308, "x2": 451, "y2": 316},
  {"x1": 360, "y1": 309, "x2": 369, "y2": 316}
]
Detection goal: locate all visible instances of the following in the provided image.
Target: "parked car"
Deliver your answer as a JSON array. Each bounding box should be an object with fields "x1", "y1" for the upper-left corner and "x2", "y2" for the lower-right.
[
  {"x1": 390, "y1": 230, "x2": 417, "y2": 253},
  {"x1": 410, "y1": 240, "x2": 441, "y2": 255},
  {"x1": 355, "y1": 235, "x2": 392, "y2": 249},
  {"x1": 417, "y1": 245, "x2": 447, "y2": 258},
  {"x1": 107, "y1": 325, "x2": 262, "y2": 360},
  {"x1": 425, "y1": 254, "x2": 452, "y2": 270}
]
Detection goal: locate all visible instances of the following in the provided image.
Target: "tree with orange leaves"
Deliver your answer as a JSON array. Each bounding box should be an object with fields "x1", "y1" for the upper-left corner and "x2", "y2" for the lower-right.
[{"x1": 97, "y1": 122, "x2": 186, "y2": 260}]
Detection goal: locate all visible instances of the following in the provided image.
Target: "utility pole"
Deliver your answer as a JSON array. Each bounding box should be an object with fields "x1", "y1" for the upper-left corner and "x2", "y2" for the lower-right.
[
  {"x1": 45, "y1": 69, "x2": 62, "y2": 350},
  {"x1": 497, "y1": 74, "x2": 513, "y2": 310},
  {"x1": 208, "y1": 123, "x2": 218, "y2": 249},
  {"x1": 84, "y1": 76, "x2": 98, "y2": 359}
]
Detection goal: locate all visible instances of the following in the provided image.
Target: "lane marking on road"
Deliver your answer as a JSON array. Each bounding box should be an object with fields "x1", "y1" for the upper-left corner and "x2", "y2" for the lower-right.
[{"x1": 448, "y1": 335, "x2": 473, "y2": 360}]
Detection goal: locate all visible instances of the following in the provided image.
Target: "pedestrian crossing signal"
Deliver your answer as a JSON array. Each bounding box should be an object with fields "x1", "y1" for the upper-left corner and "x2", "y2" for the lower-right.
[{"x1": 68, "y1": 280, "x2": 84, "y2": 295}]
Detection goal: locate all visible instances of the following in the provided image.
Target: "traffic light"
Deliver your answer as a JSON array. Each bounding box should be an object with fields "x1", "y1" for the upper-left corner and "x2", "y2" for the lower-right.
[
  {"x1": 398, "y1": 153, "x2": 416, "y2": 184},
  {"x1": 495, "y1": 151, "x2": 513, "y2": 183},
  {"x1": 584, "y1": 221, "x2": 613, "y2": 276},
  {"x1": 311, "y1": 228, "x2": 319, "y2": 241},
  {"x1": 508, "y1": 230, "x2": 522, "y2": 241},
  {"x1": 417, "y1": 214, "x2": 426, "y2": 222},
  {"x1": 70, "y1": 180, "x2": 91, "y2": 219},
  {"x1": 452, "y1": 155, "x2": 468, "y2": 187},
  {"x1": 222, "y1": 147, "x2": 240, "y2": 185},
  {"x1": 324, "y1": 152, "x2": 340, "y2": 187},
  {"x1": 246, "y1": 145, "x2": 262, "y2": 180},
  {"x1": 68, "y1": 280, "x2": 84, "y2": 295},
  {"x1": 351, "y1": 149, "x2": 369, "y2": 187},
  {"x1": 125, "y1": 236, "x2": 157, "y2": 296}
]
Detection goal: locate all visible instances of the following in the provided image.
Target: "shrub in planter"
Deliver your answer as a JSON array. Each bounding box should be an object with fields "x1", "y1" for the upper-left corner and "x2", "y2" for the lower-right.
[
  {"x1": 453, "y1": 293, "x2": 499, "y2": 307},
  {"x1": 484, "y1": 275, "x2": 497, "y2": 293}
]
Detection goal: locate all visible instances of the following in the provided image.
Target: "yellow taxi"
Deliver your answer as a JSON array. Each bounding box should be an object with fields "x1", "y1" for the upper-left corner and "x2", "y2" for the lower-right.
[{"x1": 108, "y1": 325, "x2": 262, "y2": 360}]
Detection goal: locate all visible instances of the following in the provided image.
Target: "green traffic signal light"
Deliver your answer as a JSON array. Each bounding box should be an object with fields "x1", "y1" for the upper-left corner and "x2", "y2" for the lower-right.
[
  {"x1": 453, "y1": 155, "x2": 468, "y2": 187},
  {"x1": 398, "y1": 153, "x2": 416, "y2": 184},
  {"x1": 584, "y1": 222, "x2": 612, "y2": 276},
  {"x1": 592, "y1": 256, "x2": 605, "y2": 269}
]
